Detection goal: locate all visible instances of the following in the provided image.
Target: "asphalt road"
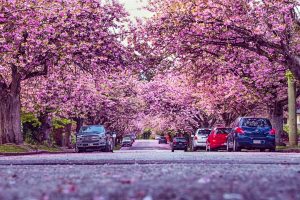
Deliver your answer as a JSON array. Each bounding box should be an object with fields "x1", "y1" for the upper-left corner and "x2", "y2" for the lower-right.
[
  {"x1": 120, "y1": 139, "x2": 170, "y2": 151},
  {"x1": 0, "y1": 140, "x2": 300, "y2": 200}
]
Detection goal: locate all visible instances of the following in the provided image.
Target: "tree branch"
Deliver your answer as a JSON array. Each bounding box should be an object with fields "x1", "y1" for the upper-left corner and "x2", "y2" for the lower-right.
[{"x1": 23, "y1": 65, "x2": 48, "y2": 80}]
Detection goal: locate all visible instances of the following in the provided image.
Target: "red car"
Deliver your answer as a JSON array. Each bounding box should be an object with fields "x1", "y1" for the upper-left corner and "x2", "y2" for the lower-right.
[{"x1": 206, "y1": 127, "x2": 232, "y2": 151}]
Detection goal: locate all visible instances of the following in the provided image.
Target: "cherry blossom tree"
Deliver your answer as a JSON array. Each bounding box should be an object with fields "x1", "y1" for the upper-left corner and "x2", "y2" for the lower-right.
[
  {"x1": 131, "y1": 0, "x2": 300, "y2": 144},
  {"x1": 0, "y1": 0, "x2": 128, "y2": 144},
  {"x1": 144, "y1": 0, "x2": 300, "y2": 80},
  {"x1": 22, "y1": 68, "x2": 144, "y2": 143}
]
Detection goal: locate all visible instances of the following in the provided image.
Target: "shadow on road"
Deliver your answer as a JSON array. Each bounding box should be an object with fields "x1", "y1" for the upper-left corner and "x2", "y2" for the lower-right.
[{"x1": 120, "y1": 139, "x2": 171, "y2": 151}]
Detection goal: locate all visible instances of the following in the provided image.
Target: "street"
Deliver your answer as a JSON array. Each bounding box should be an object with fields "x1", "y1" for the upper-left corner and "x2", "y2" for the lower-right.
[
  {"x1": 120, "y1": 139, "x2": 170, "y2": 151},
  {"x1": 0, "y1": 140, "x2": 300, "y2": 200}
]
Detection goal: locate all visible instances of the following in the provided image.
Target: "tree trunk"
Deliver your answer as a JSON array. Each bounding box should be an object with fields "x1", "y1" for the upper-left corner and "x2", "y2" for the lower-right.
[
  {"x1": 287, "y1": 54, "x2": 300, "y2": 82},
  {"x1": 63, "y1": 123, "x2": 72, "y2": 148},
  {"x1": 288, "y1": 76, "x2": 298, "y2": 146},
  {"x1": 0, "y1": 90, "x2": 23, "y2": 145},
  {"x1": 221, "y1": 112, "x2": 237, "y2": 127},
  {"x1": 269, "y1": 103, "x2": 283, "y2": 145},
  {"x1": 38, "y1": 112, "x2": 52, "y2": 145},
  {"x1": 74, "y1": 118, "x2": 84, "y2": 133},
  {"x1": 53, "y1": 128, "x2": 63, "y2": 146}
]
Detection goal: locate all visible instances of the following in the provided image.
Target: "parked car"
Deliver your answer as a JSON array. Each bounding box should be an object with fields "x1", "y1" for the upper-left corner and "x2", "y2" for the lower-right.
[
  {"x1": 227, "y1": 117, "x2": 276, "y2": 152},
  {"x1": 191, "y1": 128, "x2": 211, "y2": 151},
  {"x1": 122, "y1": 136, "x2": 133, "y2": 147},
  {"x1": 124, "y1": 134, "x2": 135, "y2": 143},
  {"x1": 206, "y1": 127, "x2": 232, "y2": 151},
  {"x1": 155, "y1": 135, "x2": 161, "y2": 140},
  {"x1": 171, "y1": 137, "x2": 188, "y2": 152},
  {"x1": 75, "y1": 125, "x2": 113, "y2": 153},
  {"x1": 158, "y1": 136, "x2": 167, "y2": 144}
]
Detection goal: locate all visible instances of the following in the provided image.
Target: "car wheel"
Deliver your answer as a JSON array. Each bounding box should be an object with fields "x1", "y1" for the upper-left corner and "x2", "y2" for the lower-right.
[
  {"x1": 75, "y1": 146, "x2": 82, "y2": 153},
  {"x1": 233, "y1": 140, "x2": 241, "y2": 152},
  {"x1": 172, "y1": 149, "x2": 174, "y2": 152},
  {"x1": 105, "y1": 144, "x2": 110, "y2": 152},
  {"x1": 260, "y1": 148, "x2": 265, "y2": 152},
  {"x1": 206, "y1": 143, "x2": 210, "y2": 152},
  {"x1": 227, "y1": 140, "x2": 233, "y2": 152},
  {"x1": 270, "y1": 148, "x2": 276, "y2": 152},
  {"x1": 192, "y1": 144, "x2": 197, "y2": 152},
  {"x1": 184, "y1": 148, "x2": 188, "y2": 152}
]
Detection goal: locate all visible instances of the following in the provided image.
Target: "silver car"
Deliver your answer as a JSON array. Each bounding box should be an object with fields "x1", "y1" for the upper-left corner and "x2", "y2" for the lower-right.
[
  {"x1": 191, "y1": 128, "x2": 211, "y2": 151},
  {"x1": 75, "y1": 125, "x2": 114, "y2": 153}
]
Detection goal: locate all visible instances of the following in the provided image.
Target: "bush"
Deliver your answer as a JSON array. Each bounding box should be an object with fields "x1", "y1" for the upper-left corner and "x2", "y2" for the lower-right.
[
  {"x1": 283, "y1": 124, "x2": 300, "y2": 135},
  {"x1": 142, "y1": 128, "x2": 152, "y2": 139},
  {"x1": 21, "y1": 112, "x2": 42, "y2": 144},
  {"x1": 52, "y1": 118, "x2": 73, "y2": 129},
  {"x1": 52, "y1": 118, "x2": 74, "y2": 146}
]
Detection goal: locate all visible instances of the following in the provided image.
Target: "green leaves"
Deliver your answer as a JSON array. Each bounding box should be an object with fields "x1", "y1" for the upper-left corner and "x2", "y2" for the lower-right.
[
  {"x1": 21, "y1": 112, "x2": 41, "y2": 128},
  {"x1": 52, "y1": 118, "x2": 73, "y2": 129}
]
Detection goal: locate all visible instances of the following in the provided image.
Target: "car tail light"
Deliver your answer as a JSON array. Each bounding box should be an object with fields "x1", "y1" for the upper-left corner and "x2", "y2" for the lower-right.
[
  {"x1": 269, "y1": 129, "x2": 276, "y2": 135},
  {"x1": 173, "y1": 141, "x2": 176, "y2": 144},
  {"x1": 194, "y1": 135, "x2": 198, "y2": 140},
  {"x1": 235, "y1": 127, "x2": 244, "y2": 134}
]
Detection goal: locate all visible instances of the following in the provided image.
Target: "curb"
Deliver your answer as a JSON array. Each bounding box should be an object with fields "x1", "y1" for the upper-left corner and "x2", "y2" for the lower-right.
[
  {"x1": 0, "y1": 151, "x2": 75, "y2": 156},
  {"x1": 276, "y1": 149, "x2": 300, "y2": 153}
]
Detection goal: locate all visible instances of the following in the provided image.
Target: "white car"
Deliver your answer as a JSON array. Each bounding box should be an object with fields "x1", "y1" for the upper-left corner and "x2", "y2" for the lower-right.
[
  {"x1": 155, "y1": 135, "x2": 161, "y2": 140},
  {"x1": 191, "y1": 128, "x2": 212, "y2": 151}
]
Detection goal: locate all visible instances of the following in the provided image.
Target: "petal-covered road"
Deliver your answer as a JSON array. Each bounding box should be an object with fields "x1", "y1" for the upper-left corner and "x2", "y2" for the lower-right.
[{"x1": 0, "y1": 140, "x2": 299, "y2": 200}]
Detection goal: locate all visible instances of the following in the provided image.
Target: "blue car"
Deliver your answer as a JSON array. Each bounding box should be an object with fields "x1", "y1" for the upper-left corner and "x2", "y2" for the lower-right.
[{"x1": 227, "y1": 117, "x2": 276, "y2": 152}]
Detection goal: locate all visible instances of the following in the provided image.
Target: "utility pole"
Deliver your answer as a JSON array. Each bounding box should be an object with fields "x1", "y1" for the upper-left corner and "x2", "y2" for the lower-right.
[{"x1": 287, "y1": 71, "x2": 298, "y2": 146}]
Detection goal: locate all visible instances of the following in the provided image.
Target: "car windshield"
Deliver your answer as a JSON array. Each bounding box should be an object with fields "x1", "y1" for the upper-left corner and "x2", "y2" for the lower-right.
[
  {"x1": 79, "y1": 126, "x2": 105, "y2": 135},
  {"x1": 241, "y1": 118, "x2": 271, "y2": 128},
  {"x1": 197, "y1": 129, "x2": 211, "y2": 135},
  {"x1": 174, "y1": 138, "x2": 186, "y2": 142},
  {"x1": 216, "y1": 128, "x2": 232, "y2": 134},
  {"x1": 123, "y1": 137, "x2": 131, "y2": 141}
]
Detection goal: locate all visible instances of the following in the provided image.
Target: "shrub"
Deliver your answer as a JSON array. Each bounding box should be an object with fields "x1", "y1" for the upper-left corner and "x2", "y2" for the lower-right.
[{"x1": 21, "y1": 112, "x2": 42, "y2": 144}]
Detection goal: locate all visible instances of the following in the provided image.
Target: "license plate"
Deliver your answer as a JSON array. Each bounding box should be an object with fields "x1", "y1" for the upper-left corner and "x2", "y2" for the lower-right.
[{"x1": 253, "y1": 140, "x2": 261, "y2": 144}]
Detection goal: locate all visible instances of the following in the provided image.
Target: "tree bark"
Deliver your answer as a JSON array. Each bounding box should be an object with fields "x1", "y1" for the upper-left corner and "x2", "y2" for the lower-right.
[
  {"x1": 0, "y1": 64, "x2": 23, "y2": 145},
  {"x1": 287, "y1": 54, "x2": 300, "y2": 82},
  {"x1": 288, "y1": 76, "x2": 298, "y2": 146},
  {"x1": 269, "y1": 103, "x2": 283, "y2": 145},
  {"x1": 74, "y1": 118, "x2": 84, "y2": 133},
  {"x1": 63, "y1": 123, "x2": 72, "y2": 148},
  {"x1": 0, "y1": 89, "x2": 23, "y2": 144},
  {"x1": 221, "y1": 112, "x2": 238, "y2": 127},
  {"x1": 38, "y1": 112, "x2": 52, "y2": 145}
]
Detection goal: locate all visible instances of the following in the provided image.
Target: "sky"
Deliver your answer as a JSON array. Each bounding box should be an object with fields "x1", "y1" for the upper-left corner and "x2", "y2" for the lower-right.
[{"x1": 118, "y1": 0, "x2": 153, "y2": 20}]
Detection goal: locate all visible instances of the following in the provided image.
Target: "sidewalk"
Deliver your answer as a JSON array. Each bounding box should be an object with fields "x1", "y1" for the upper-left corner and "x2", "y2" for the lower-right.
[
  {"x1": 0, "y1": 144, "x2": 74, "y2": 156},
  {"x1": 276, "y1": 146, "x2": 300, "y2": 153}
]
